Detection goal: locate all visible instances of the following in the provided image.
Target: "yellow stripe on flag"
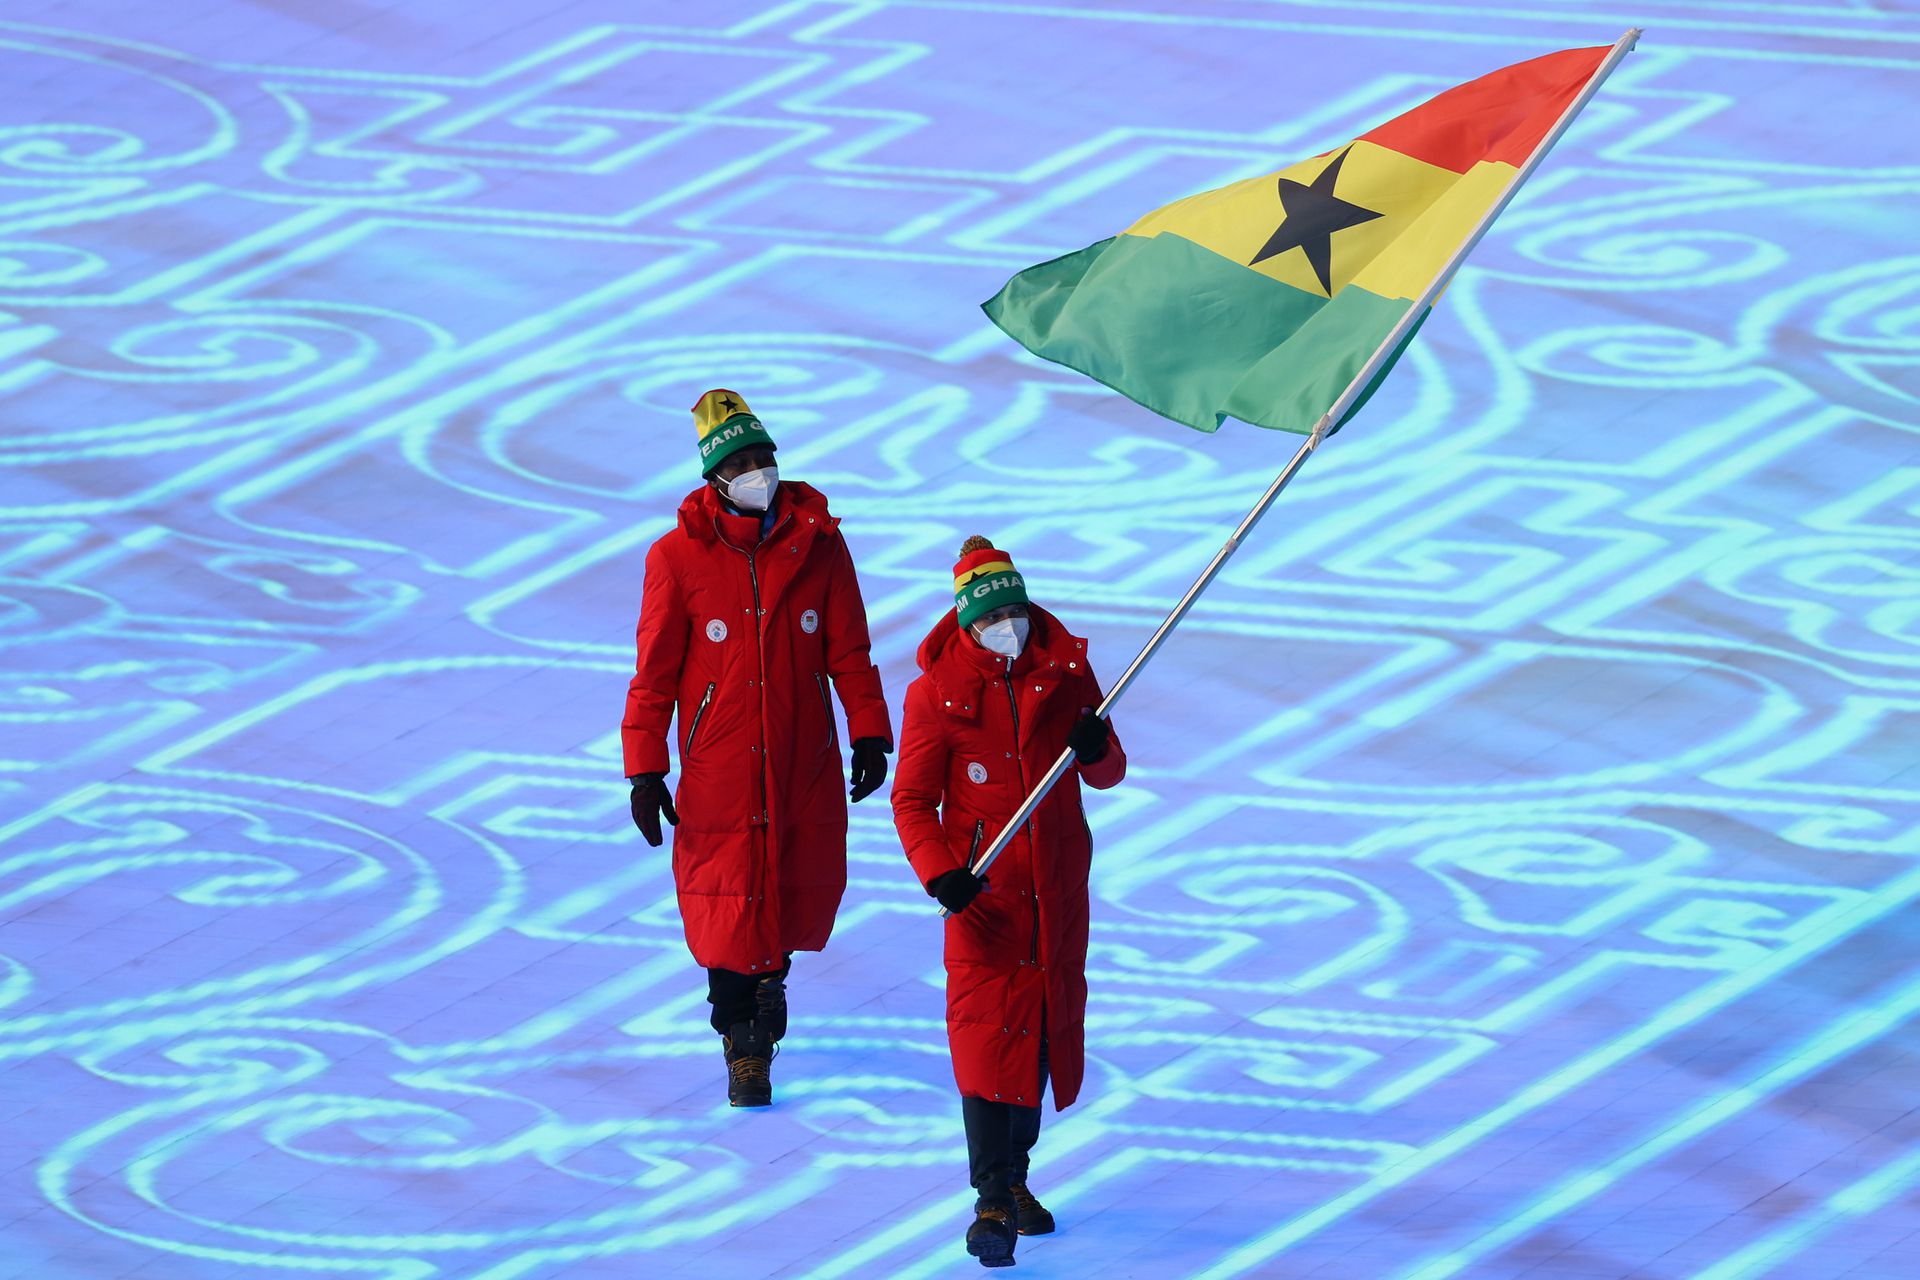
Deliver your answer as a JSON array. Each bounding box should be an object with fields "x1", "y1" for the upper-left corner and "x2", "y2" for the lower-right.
[{"x1": 1121, "y1": 141, "x2": 1514, "y2": 302}]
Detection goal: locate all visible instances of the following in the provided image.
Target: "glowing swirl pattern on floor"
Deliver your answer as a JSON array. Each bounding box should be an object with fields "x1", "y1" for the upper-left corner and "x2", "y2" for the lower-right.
[{"x1": 1, "y1": 3, "x2": 1917, "y2": 1277}]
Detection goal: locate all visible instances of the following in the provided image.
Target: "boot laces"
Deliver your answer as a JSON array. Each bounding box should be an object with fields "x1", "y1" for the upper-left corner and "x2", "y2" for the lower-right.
[
  {"x1": 726, "y1": 1040, "x2": 775, "y2": 1088},
  {"x1": 1011, "y1": 1183, "x2": 1042, "y2": 1216}
]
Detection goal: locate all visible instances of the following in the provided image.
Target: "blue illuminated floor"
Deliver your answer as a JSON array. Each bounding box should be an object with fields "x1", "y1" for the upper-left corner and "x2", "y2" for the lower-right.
[{"x1": 2, "y1": 2, "x2": 1918, "y2": 1277}]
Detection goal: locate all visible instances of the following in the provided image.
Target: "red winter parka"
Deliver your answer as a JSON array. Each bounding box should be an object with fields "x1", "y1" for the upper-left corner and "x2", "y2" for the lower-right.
[
  {"x1": 622, "y1": 481, "x2": 892, "y2": 975},
  {"x1": 891, "y1": 605, "x2": 1125, "y2": 1111}
]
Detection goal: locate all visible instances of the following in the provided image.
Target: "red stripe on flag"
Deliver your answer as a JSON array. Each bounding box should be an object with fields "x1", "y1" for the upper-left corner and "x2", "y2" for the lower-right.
[{"x1": 1358, "y1": 45, "x2": 1611, "y2": 174}]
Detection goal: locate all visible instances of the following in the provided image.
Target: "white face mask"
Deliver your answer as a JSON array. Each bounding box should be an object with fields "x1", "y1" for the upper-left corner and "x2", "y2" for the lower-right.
[
  {"x1": 723, "y1": 465, "x2": 779, "y2": 512},
  {"x1": 975, "y1": 616, "x2": 1029, "y2": 658}
]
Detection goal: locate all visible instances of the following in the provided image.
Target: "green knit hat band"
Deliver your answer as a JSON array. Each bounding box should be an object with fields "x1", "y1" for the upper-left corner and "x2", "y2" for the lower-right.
[
  {"x1": 954, "y1": 568, "x2": 1028, "y2": 629},
  {"x1": 698, "y1": 412, "x2": 776, "y2": 475}
]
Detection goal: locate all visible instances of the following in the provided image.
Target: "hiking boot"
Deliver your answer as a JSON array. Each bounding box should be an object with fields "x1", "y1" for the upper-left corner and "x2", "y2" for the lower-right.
[
  {"x1": 722, "y1": 1021, "x2": 774, "y2": 1107},
  {"x1": 755, "y1": 967, "x2": 788, "y2": 1043},
  {"x1": 966, "y1": 1203, "x2": 1018, "y2": 1268},
  {"x1": 1010, "y1": 1182, "x2": 1054, "y2": 1235}
]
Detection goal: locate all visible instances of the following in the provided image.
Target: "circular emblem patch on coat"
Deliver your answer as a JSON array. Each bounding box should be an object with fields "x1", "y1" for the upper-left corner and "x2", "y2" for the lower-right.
[
  {"x1": 800, "y1": 609, "x2": 819, "y2": 634},
  {"x1": 967, "y1": 762, "x2": 988, "y2": 785},
  {"x1": 705, "y1": 619, "x2": 728, "y2": 643}
]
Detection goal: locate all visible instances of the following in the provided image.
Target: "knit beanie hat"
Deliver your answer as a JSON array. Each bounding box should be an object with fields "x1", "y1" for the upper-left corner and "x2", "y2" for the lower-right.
[
  {"x1": 952, "y1": 535, "x2": 1030, "y2": 629},
  {"x1": 691, "y1": 388, "x2": 776, "y2": 476}
]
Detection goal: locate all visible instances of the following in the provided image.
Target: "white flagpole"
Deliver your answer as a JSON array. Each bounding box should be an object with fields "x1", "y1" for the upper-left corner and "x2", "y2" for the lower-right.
[{"x1": 942, "y1": 28, "x2": 1644, "y2": 914}]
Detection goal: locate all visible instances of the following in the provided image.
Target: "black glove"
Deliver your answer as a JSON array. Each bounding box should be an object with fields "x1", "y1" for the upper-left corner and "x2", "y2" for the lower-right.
[
  {"x1": 629, "y1": 773, "x2": 679, "y2": 847},
  {"x1": 930, "y1": 867, "x2": 988, "y2": 915},
  {"x1": 849, "y1": 737, "x2": 890, "y2": 803},
  {"x1": 1066, "y1": 711, "x2": 1110, "y2": 765}
]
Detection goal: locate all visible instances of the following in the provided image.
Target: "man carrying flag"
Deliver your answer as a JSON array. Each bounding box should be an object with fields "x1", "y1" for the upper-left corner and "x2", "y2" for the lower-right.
[
  {"x1": 892, "y1": 537, "x2": 1126, "y2": 1268},
  {"x1": 623, "y1": 389, "x2": 892, "y2": 1108},
  {"x1": 929, "y1": 32, "x2": 1639, "y2": 1267}
]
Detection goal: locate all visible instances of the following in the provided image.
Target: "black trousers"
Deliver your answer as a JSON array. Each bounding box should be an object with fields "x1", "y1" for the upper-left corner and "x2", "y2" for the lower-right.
[
  {"x1": 962, "y1": 1035, "x2": 1048, "y2": 1206},
  {"x1": 706, "y1": 953, "x2": 792, "y2": 1037}
]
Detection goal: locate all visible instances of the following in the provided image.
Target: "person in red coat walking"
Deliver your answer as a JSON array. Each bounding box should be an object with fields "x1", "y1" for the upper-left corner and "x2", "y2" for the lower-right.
[
  {"x1": 623, "y1": 389, "x2": 893, "y2": 1107},
  {"x1": 892, "y1": 536, "x2": 1125, "y2": 1268}
]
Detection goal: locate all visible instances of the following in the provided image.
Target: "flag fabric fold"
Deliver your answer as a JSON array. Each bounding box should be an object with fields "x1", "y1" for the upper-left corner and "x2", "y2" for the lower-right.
[{"x1": 983, "y1": 45, "x2": 1613, "y2": 435}]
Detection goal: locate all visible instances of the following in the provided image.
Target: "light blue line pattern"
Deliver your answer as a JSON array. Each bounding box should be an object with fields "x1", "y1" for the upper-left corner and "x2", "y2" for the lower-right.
[{"x1": 0, "y1": 2, "x2": 1916, "y2": 1277}]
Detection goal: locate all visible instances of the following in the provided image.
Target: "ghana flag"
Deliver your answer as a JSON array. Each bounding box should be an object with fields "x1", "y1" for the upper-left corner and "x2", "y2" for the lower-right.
[{"x1": 983, "y1": 44, "x2": 1616, "y2": 435}]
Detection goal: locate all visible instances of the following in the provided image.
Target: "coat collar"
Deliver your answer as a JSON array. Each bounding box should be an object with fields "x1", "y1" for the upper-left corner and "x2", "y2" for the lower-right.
[
  {"x1": 915, "y1": 604, "x2": 1091, "y2": 720},
  {"x1": 675, "y1": 479, "x2": 837, "y2": 550}
]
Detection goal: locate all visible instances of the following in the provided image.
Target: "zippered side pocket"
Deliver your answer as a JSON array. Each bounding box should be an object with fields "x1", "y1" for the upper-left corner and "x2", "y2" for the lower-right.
[
  {"x1": 966, "y1": 818, "x2": 985, "y2": 872},
  {"x1": 683, "y1": 681, "x2": 717, "y2": 759},
  {"x1": 815, "y1": 672, "x2": 837, "y2": 750}
]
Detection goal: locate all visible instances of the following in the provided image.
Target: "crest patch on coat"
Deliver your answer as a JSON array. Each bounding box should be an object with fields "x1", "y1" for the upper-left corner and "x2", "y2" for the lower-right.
[
  {"x1": 705, "y1": 619, "x2": 728, "y2": 642},
  {"x1": 967, "y1": 761, "x2": 988, "y2": 784},
  {"x1": 800, "y1": 609, "x2": 819, "y2": 634}
]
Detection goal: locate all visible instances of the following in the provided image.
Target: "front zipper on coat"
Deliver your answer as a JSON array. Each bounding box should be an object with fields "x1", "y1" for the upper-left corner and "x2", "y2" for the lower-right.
[
  {"x1": 684, "y1": 681, "x2": 716, "y2": 757},
  {"x1": 721, "y1": 524, "x2": 775, "y2": 955},
  {"x1": 745, "y1": 546, "x2": 769, "y2": 855},
  {"x1": 815, "y1": 672, "x2": 837, "y2": 751},
  {"x1": 1001, "y1": 666, "x2": 1042, "y2": 971}
]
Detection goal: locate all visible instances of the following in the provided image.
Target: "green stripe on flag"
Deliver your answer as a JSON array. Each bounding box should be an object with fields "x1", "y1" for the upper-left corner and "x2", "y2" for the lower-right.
[
  {"x1": 983, "y1": 232, "x2": 1417, "y2": 435},
  {"x1": 1223, "y1": 289, "x2": 1428, "y2": 434}
]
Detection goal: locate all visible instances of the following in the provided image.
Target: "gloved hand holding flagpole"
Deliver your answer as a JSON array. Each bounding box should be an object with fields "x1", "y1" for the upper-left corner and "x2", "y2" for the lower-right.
[{"x1": 942, "y1": 29, "x2": 1644, "y2": 915}]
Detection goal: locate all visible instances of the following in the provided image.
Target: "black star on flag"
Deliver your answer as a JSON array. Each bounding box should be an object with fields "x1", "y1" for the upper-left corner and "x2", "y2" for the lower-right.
[
  {"x1": 1250, "y1": 147, "x2": 1383, "y2": 296},
  {"x1": 718, "y1": 395, "x2": 739, "y2": 413}
]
